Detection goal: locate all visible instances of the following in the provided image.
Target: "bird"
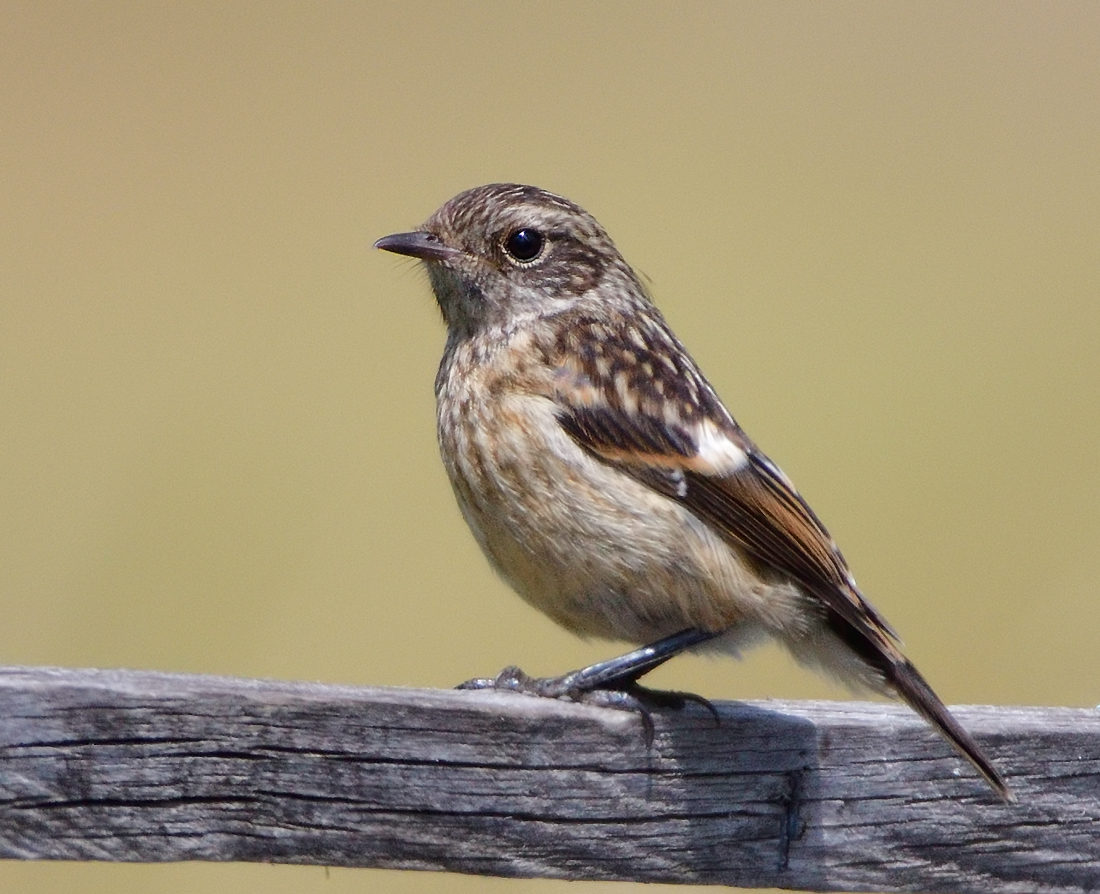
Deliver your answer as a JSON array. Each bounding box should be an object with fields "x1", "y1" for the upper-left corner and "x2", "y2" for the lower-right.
[{"x1": 374, "y1": 183, "x2": 1012, "y2": 801}]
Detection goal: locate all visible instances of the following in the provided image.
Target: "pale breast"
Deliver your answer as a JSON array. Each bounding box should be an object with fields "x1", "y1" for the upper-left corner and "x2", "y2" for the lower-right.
[{"x1": 434, "y1": 332, "x2": 804, "y2": 645}]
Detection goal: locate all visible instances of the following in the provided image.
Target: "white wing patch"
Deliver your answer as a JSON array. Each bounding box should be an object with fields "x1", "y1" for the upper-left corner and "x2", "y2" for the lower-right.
[{"x1": 692, "y1": 420, "x2": 749, "y2": 475}]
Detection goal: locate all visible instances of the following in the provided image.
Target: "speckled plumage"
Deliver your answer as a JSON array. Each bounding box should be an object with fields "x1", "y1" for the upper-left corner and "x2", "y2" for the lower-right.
[{"x1": 375, "y1": 183, "x2": 1011, "y2": 800}]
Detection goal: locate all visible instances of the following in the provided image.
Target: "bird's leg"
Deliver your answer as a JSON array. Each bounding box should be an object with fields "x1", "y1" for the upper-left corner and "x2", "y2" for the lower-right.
[{"x1": 457, "y1": 628, "x2": 723, "y2": 740}]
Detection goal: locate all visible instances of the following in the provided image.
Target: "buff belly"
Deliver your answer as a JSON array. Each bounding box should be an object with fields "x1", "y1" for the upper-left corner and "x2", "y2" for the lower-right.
[{"x1": 438, "y1": 388, "x2": 806, "y2": 648}]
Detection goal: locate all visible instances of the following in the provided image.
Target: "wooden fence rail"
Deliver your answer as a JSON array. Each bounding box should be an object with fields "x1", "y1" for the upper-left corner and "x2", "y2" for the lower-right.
[{"x1": 0, "y1": 666, "x2": 1097, "y2": 892}]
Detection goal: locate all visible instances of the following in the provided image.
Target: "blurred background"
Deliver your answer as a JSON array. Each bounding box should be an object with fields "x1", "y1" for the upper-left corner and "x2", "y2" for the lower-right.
[{"x1": 2, "y1": 3, "x2": 1097, "y2": 892}]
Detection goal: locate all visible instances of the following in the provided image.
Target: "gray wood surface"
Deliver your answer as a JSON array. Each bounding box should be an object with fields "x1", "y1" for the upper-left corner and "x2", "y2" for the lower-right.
[{"x1": 0, "y1": 666, "x2": 1096, "y2": 892}]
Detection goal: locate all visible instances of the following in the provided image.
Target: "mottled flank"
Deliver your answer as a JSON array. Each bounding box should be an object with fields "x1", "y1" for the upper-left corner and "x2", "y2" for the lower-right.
[{"x1": 376, "y1": 183, "x2": 1011, "y2": 800}]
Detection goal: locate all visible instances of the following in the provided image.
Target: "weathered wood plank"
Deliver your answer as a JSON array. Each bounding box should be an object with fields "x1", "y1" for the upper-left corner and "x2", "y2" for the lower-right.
[{"x1": 0, "y1": 666, "x2": 1096, "y2": 892}]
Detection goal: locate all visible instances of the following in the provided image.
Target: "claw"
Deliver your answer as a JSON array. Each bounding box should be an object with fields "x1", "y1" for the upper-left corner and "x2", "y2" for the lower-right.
[
  {"x1": 455, "y1": 677, "x2": 496, "y2": 691},
  {"x1": 456, "y1": 666, "x2": 533, "y2": 692},
  {"x1": 454, "y1": 630, "x2": 724, "y2": 742},
  {"x1": 455, "y1": 664, "x2": 719, "y2": 746}
]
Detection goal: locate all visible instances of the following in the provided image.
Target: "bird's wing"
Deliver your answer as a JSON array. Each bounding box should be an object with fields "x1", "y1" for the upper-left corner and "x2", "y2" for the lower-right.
[{"x1": 549, "y1": 316, "x2": 899, "y2": 648}]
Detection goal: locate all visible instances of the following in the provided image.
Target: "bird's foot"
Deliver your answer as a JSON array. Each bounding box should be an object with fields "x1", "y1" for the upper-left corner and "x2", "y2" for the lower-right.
[{"x1": 457, "y1": 664, "x2": 719, "y2": 745}]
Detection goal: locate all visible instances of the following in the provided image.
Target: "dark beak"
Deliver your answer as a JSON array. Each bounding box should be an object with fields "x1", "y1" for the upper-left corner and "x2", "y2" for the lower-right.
[{"x1": 374, "y1": 231, "x2": 463, "y2": 262}]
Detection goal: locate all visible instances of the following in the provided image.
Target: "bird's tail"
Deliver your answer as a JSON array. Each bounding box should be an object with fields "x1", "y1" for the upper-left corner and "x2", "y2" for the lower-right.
[{"x1": 888, "y1": 658, "x2": 1015, "y2": 802}]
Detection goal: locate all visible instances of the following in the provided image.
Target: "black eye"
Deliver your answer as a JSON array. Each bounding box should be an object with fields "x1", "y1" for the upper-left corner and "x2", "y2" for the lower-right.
[{"x1": 503, "y1": 228, "x2": 544, "y2": 262}]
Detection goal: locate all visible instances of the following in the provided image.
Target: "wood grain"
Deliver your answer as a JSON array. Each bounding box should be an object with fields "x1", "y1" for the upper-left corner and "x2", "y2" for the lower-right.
[{"x1": 0, "y1": 666, "x2": 1097, "y2": 892}]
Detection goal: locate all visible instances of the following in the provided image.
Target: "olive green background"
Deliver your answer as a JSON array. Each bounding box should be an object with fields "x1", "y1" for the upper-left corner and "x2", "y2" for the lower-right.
[{"x1": 2, "y1": 3, "x2": 1098, "y2": 893}]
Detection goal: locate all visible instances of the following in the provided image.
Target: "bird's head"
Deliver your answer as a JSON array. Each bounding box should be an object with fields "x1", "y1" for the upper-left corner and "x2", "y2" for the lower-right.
[{"x1": 375, "y1": 184, "x2": 640, "y2": 336}]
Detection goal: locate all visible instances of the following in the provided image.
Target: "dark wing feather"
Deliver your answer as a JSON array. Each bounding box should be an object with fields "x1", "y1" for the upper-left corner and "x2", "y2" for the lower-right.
[
  {"x1": 558, "y1": 400, "x2": 898, "y2": 647},
  {"x1": 683, "y1": 450, "x2": 900, "y2": 644},
  {"x1": 549, "y1": 311, "x2": 897, "y2": 642}
]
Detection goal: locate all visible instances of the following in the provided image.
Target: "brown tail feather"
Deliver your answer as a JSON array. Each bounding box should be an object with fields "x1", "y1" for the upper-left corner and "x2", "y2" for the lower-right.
[{"x1": 888, "y1": 658, "x2": 1015, "y2": 802}]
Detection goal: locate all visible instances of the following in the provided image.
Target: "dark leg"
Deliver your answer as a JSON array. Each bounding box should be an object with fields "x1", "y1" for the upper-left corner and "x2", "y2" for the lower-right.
[{"x1": 457, "y1": 628, "x2": 723, "y2": 739}]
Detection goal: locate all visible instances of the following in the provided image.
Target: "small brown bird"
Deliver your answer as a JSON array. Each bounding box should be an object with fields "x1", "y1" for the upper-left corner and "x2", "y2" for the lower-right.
[{"x1": 375, "y1": 183, "x2": 1012, "y2": 801}]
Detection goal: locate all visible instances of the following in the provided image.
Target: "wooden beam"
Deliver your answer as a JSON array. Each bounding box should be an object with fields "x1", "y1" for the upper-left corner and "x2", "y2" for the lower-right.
[{"x1": 0, "y1": 666, "x2": 1096, "y2": 892}]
